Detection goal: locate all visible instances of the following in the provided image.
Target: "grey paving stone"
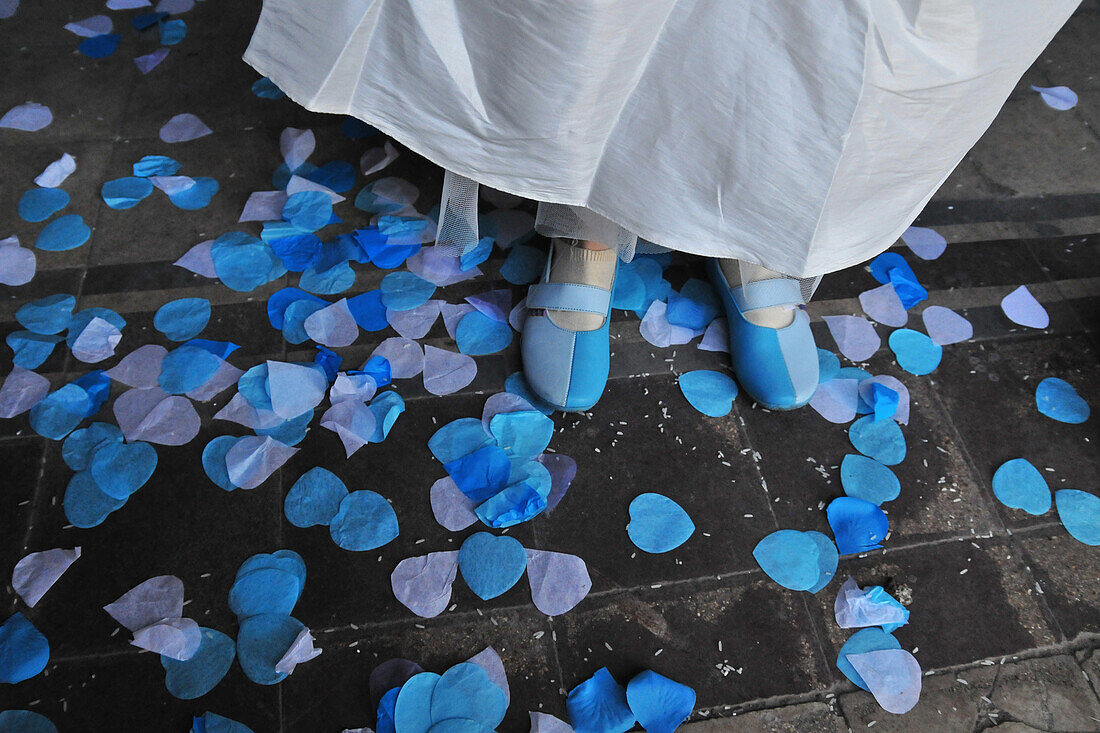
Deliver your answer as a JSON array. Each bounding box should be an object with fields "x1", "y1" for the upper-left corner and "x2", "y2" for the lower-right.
[
  {"x1": 1020, "y1": 533, "x2": 1100, "y2": 640},
  {"x1": 683, "y1": 702, "x2": 847, "y2": 732},
  {"x1": 839, "y1": 666, "x2": 997, "y2": 733},
  {"x1": 990, "y1": 655, "x2": 1100, "y2": 732}
]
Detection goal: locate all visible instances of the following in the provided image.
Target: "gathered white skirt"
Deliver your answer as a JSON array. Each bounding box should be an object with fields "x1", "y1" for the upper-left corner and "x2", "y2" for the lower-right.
[{"x1": 244, "y1": 0, "x2": 1078, "y2": 277}]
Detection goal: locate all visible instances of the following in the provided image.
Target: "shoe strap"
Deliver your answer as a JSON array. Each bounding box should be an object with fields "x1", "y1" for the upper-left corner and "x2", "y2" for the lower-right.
[
  {"x1": 527, "y1": 281, "x2": 611, "y2": 315},
  {"x1": 732, "y1": 277, "x2": 803, "y2": 313}
]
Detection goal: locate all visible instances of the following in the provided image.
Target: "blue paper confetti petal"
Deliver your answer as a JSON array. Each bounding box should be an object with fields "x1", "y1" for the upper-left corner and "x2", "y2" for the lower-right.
[
  {"x1": 805, "y1": 531, "x2": 840, "y2": 593},
  {"x1": 252, "y1": 77, "x2": 286, "y2": 99},
  {"x1": 888, "y1": 329, "x2": 941, "y2": 375},
  {"x1": 7, "y1": 332, "x2": 61, "y2": 369},
  {"x1": 752, "y1": 530, "x2": 821, "y2": 591},
  {"x1": 1035, "y1": 377, "x2": 1090, "y2": 424},
  {"x1": 678, "y1": 370, "x2": 737, "y2": 417},
  {"x1": 329, "y1": 490, "x2": 400, "y2": 551},
  {"x1": 155, "y1": 298, "x2": 211, "y2": 341},
  {"x1": 456, "y1": 311, "x2": 512, "y2": 355},
  {"x1": 849, "y1": 415, "x2": 906, "y2": 466},
  {"x1": 79, "y1": 33, "x2": 120, "y2": 58},
  {"x1": 210, "y1": 232, "x2": 286, "y2": 293},
  {"x1": 0, "y1": 710, "x2": 57, "y2": 733},
  {"x1": 283, "y1": 191, "x2": 333, "y2": 232},
  {"x1": 63, "y1": 470, "x2": 125, "y2": 527},
  {"x1": 0, "y1": 612, "x2": 49, "y2": 684},
  {"x1": 229, "y1": 568, "x2": 302, "y2": 619},
  {"x1": 380, "y1": 271, "x2": 436, "y2": 311},
  {"x1": 443, "y1": 445, "x2": 512, "y2": 502},
  {"x1": 1055, "y1": 490, "x2": 1100, "y2": 546},
  {"x1": 488, "y1": 409, "x2": 553, "y2": 462},
  {"x1": 992, "y1": 458, "x2": 1051, "y2": 515},
  {"x1": 368, "y1": 390, "x2": 405, "y2": 442},
  {"x1": 159, "y1": 18, "x2": 187, "y2": 44},
  {"x1": 430, "y1": 662, "x2": 508, "y2": 730},
  {"x1": 429, "y1": 418, "x2": 494, "y2": 464},
  {"x1": 202, "y1": 436, "x2": 241, "y2": 491},
  {"x1": 474, "y1": 482, "x2": 547, "y2": 528},
  {"x1": 394, "y1": 672, "x2": 441, "y2": 733},
  {"x1": 161, "y1": 627, "x2": 235, "y2": 699},
  {"x1": 236, "y1": 613, "x2": 306, "y2": 685},
  {"x1": 192, "y1": 712, "x2": 255, "y2": 733},
  {"x1": 159, "y1": 344, "x2": 224, "y2": 394},
  {"x1": 840, "y1": 454, "x2": 901, "y2": 505},
  {"x1": 17, "y1": 293, "x2": 76, "y2": 334},
  {"x1": 566, "y1": 667, "x2": 635, "y2": 733},
  {"x1": 62, "y1": 422, "x2": 123, "y2": 471},
  {"x1": 169, "y1": 177, "x2": 219, "y2": 210},
  {"x1": 133, "y1": 155, "x2": 180, "y2": 177},
  {"x1": 101, "y1": 177, "x2": 154, "y2": 210},
  {"x1": 818, "y1": 349, "x2": 841, "y2": 383},
  {"x1": 18, "y1": 187, "x2": 70, "y2": 222},
  {"x1": 836, "y1": 628, "x2": 901, "y2": 690},
  {"x1": 29, "y1": 384, "x2": 93, "y2": 440},
  {"x1": 626, "y1": 493, "x2": 695, "y2": 553},
  {"x1": 285, "y1": 467, "x2": 349, "y2": 528},
  {"x1": 35, "y1": 214, "x2": 90, "y2": 251},
  {"x1": 347, "y1": 290, "x2": 390, "y2": 331},
  {"x1": 89, "y1": 440, "x2": 158, "y2": 500},
  {"x1": 499, "y1": 244, "x2": 543, "y2": 285},
  {"x1": 625, "y1": 670, "x2": 695, "y2": 733},
  {"x1": 457, "y1": 532, "x2": 527, "y2": 600},
  {"x1": 666, "y1": 278, "x2": 719, "y2": 330},
  {"x1": 826, "y1": 497, "x2": 889, "y2": 554}
]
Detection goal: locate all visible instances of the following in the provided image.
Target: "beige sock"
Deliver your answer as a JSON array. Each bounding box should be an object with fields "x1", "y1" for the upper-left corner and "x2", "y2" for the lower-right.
[
  {"x1": 718, "y1": 259, "x2": 796, "y2": 329},
  {"x1": 544, "y1": 240, "x2": 617, "y2": 331}
]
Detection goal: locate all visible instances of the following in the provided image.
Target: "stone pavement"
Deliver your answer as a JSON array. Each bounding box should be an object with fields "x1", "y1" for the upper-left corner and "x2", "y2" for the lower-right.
[{"x1": 1, "y1": 1, "x2": 1098, "y2": 732}]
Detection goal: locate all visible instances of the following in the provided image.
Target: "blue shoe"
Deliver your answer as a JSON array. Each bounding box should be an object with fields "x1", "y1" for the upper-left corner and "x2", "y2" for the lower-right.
[
  {"x1": 521, "y1": 242, "x2": 617, "y2": 412},
  {"x1": 706, "y1": 259, "x2": 818, "y2": 410}
]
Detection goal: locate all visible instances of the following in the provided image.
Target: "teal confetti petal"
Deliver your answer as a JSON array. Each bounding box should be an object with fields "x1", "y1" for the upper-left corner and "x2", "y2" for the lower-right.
[
  {"x1": 1035, "y1": 377, "x2": 1089, "y2": 424},
  {"x1": 1055, "y1": 489, "x2": 1100, "y2": 545},
  {"x1": 626, "y1": 493, "x2": 695, "y2": 553},
  {"x1": 992, "y1": 458, "x2": 1051, "y2": 515}
]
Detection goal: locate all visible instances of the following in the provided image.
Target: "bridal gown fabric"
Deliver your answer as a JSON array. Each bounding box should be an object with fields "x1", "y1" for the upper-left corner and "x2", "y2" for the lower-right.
[{"x1": 244, "y1": 0, "x2": 1079, "y2": 278}]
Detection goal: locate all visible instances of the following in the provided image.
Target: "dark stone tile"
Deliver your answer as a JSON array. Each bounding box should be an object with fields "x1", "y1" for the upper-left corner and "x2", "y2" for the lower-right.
[
  {"x1": 284, "y1": 608, "x2": 561, "y2": 732},
  {"x1": 118, "y1": 37, "x2": 318, "y2": 139},
  {"x1": 0, "y1": 138, "x2": 112, "y2": 273},
  {"x1": 553, "y1": 578, "x2": 830, "y2": 709},
  {"x1": 533, "y1": 373, "x2": 777, "y2": 591},
  {"x1": 1, "y1": 651, "x2": 279, "y2": 732},
  {"x1": 0, "y1": 318, "x2": 72, "y2": 382},
  {"x1": 933, "y1": 336, "x2": 1100, "y2": 531},
  {"x1": 285, "y1": 389, "x2": 538, "y2": 630},
  {"x1": 1026, "y1": 233, "x2": 1100, "y2": 282},
  {"x1": 1019, "y1": 532, "x2": 1100, "y2": 639},
  {"x1": 0, "y1": 46, "x2": 138, "y2": 144},
  {"x1": 741, "y1": 359, "x2": 999, "y2": 547},
  {"x1": 87, "y1": 130, "x2": 283, "y2": 266},
  {"x1": 1034, "y1": 4, "x2": 1100, "y2": 93},
  {"x1": 23, "y1": 425, "x2": 282, "y2": 657},
  {"x1": 0, "y1": 267, "x2": 85, "y2": 322},
  {"x1": 803, "y1": 538, "x2": 1057, "y2": 675},
  {"x1": 0, "y1": 438, "x2": 45, "y2": 595}
]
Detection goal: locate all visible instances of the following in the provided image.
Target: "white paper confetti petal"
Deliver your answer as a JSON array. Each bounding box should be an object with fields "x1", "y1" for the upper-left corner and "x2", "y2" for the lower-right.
[
  {"x1": 390, "y1": 551, "x2": 460, "y2": 618},
  {"x1": 430, "y1": 476, "x2": 478, "y2": 531},
  {"x1": 104, "y1": 575, "x2": 185, "y2": 632},
  {"x1": 12, "y1": 547, "x2": 80, "y2": 607},
  {"x1": 174, "y1": 240, "x2": 217, "y2": 278},
  {"x1": 423, "y1": 345, "x2": 477, "y2": 396},
  {"x1": 106, "y1": 0, "x2": 150, "y2": 8},
  {"x1": 530, "y1": 712, "x2": 576, "y2": 733},
  {"x1": 387, "y1": 300, "x2": 441, "y2": 339},
  {"x1": 225, "y1": 436, "x2": 299, "y2": 490},
  {"x1": 275, "y1": 628, "x2": 322, "y2": 675},
  {"x1": 440, "y1": 303, "x2": 476, "y2": 339},
  {"x1": 1000, "y1": 285, "x2": 1049, "y2": 329},
  {"x1": 508, "y1": 297, "x2": 528, "y2": 333},
  {"x1": 35, "y1": 153, "x2": 77, "y2": 187},
  {"x1": 526, "y1": 549, "x2": 592, "y2": 617},
  {"x1": 114, "y1": 387, "x2": 201, "y2": 445},
  {"x1": 823, "y1": 315, "x2": 881, "y2": 362},
  {"x1": 320, "y1": 401, "x2": 377, "y2": 457},
  {"x1": 407, "y1": 247, "x2": 481, "y2": 287},
  {"x1": 698, "y1": 318, "x2": 728, "y2": 352},
  {"x1": 1031, "y1": 84, "x2": 1078, "y2": 111},
  {"x1": 280, "y1": 127, "x2": 315, "y2": 171},
  {"x1": 159, "y1": 113, "x2": 212, "y2": 143},
  {"x1": 0, "y1": 234, "x2": 36, "y2": 286},
  {"x1": 640, "y1": 300, "x2": 699, "y2": 348},
  {"x1": 848, "y1": 648, "x2": 922, "y2": 714},
  {"x1": 858, "y1": 284, "x2": 908, "y2": 328},
  {"x1": 900, "y1": 227, "x2": 947, "y2": 260},
  {"x1": 214, "y1": 392, "x2": 284, "y2": 430},
  {"x1": 329, "y1": 372, "x2": 378, "y2": 404},
  {"x1": 156, "y1": 0, "x2": 194, "y2": 12},
  {"x1": 0, "y1": 102, "x2": 53, "y2": 132},
  {"x1": 360, "y1": 141, "x2": 400, "y2": 175},
  {"x1": 370, "y1": 338, "x2": 424, "y2": 379},
  {"x1": 64, "y1": 15, "x2": 112, "y2": 37},
  {"x1": 921, "y1": 305, "x2": 972, "y2": 346},
  {"x1": 267, "y1": 361, "x2": 327, "y2": 419},
  {"x1": 304, "y1": 299, "x2": 359, "y2": 348},
  {"x1": 286, "y1": 175, "x2": 345, "y2": 203},
  {"x1": 809, "y1": 378, "x2": 860, "y2": 424},
  {"x1": 0, "y1": 0, "x2": 19, "y2": 19},
  {"x1": 70, "y1": 316, "x2": 123, "y2": 363},
  {"x1": 186, "y1": 361, "x2": 244, "y2": 402},
  {"x1": 134, "y1": 48, "x2": 169, "y2": 74},
  {"x1": 150, "y1": 176, "x2": 196, "y2": 196},
  {"x1": 0, "y1": 366, "x2": 51, "y2": 418},
  {"x1": 131, "y1": 617, "x2": 202, "y2": 661},
  {"x1": 239, "y1": 191, "x2": 289, "y2": 222}
]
